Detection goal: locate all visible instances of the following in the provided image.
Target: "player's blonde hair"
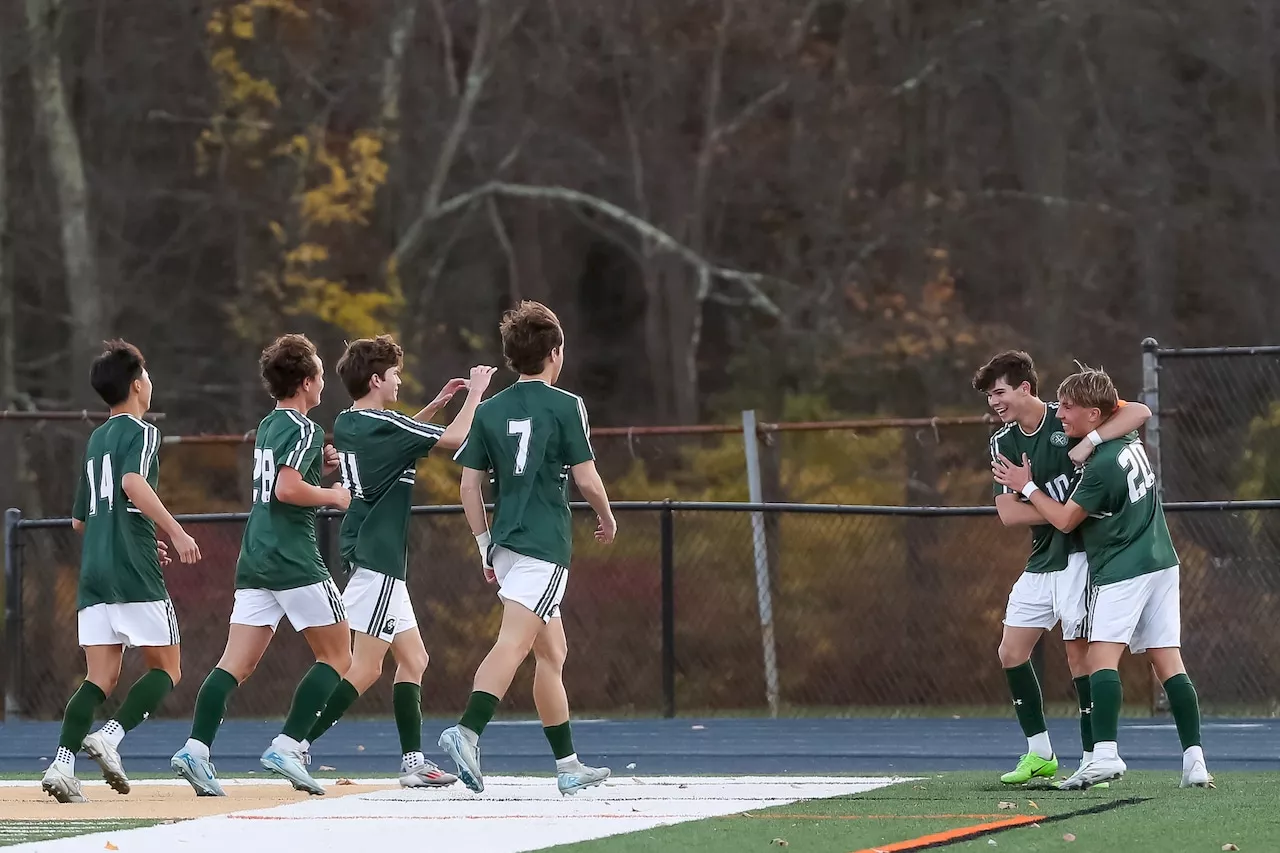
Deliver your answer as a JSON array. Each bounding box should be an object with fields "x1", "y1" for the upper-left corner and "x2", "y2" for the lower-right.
[{"x1": 1057, "y1": 362, "x2": 1118, "y2": 418}]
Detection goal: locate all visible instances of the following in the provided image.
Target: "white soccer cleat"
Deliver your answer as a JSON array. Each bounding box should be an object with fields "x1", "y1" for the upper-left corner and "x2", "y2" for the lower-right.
[
  {"x1": 171, "y1": 749, "x2": 226, "y2": 797},
  {"x1": 82, "y1": 730, "x2": 130, "y2": 795},
  {"x1": 557, "y1": 762, "x2": 611, "y2": 796},
  {"x1": 1056, "y1": 755, "x2": 1126, "y2": 790},
  {"x1": 1059, "y1": 756, "x2": 1110, "y2": 791},
  {"x1": 438, "y1": 726, "x2": 484, "y2": 793},
  {"x1": 261, "y1": 745, "x2": 325, "y2": 796},
  {"x1": 41, "y1": 762, "x2": 88, "y2": 804},
  {"x1": 399, "y1": 758, "x2": 459, "y2": 789},
  {"x1": 1181, "y1": 759, "x2": 1215, "y2": 789}
]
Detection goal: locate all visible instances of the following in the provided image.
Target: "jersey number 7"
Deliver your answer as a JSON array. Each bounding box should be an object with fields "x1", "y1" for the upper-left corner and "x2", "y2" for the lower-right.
[{"x1": 507, "y1": 418, "x2": 532, "y2": 475}]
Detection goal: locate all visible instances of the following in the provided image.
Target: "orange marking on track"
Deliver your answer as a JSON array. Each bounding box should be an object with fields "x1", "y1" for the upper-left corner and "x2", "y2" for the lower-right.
[{"x1": 849, "y1": 815, "x2": 1041, "y2": 852}]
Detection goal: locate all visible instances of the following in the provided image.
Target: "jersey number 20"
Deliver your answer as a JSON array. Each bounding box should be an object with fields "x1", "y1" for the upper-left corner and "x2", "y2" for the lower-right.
[{"x1": 1118, "y1": 443, "x2": 1157, "y2": 503}]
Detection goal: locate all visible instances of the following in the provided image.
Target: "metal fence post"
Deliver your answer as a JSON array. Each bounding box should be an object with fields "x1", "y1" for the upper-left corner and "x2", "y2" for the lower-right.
[
  {"x1": 4, "y1": 508, "x2": 23, "y2": 720},
  {"x1": 742, "y1": 410, "x2": 781, "y2": 718},
  {"x1": 660, "y1": 501, "x2": 675, "y2": 718},
  {"x1": 1142, "y1": 337, "x2": 1162, "y2": 494}
]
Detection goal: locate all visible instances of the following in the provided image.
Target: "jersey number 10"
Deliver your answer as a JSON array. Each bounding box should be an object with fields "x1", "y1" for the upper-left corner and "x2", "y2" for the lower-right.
[{"x1": 1118, "y1": 443, "x2": 1157, "y2": 503}]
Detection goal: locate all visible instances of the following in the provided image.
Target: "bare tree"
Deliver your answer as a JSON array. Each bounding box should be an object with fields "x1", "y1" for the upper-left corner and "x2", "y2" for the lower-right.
[{"x1": 25, "y1": 0, "x2": 102, "y2": 404}]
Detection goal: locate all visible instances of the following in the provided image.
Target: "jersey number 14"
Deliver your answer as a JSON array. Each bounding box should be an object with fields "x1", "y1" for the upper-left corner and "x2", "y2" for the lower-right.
[
  {"x1": 85, "y1": 454, "x2": 115, "y2": 514},
  {"x1": 1118, "y1": 443, "x2": 1157, "y2": 503}
]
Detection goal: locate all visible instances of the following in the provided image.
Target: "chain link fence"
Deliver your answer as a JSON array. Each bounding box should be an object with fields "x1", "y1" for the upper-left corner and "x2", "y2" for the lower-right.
[
  {"x1": 1144, "y1": 340, "x2": 1280, "y2": 502},
  {"x1": 6, "y1": 501, "x2": 1279, "y2": 721}
]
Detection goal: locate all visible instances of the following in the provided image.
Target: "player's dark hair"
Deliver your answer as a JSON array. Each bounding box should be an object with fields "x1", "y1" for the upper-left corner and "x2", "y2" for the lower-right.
[
  {"x1": 90, "y1": 339, "x2": 147, "y2": 406},
  {"x1": 1058, "y1": 365, "x2": 1119, "y2": 418},
  {"x1": 500, "y1": 301, "x2": 563, "y2": 375},
  {"x1": 972, "y1": 350, "x2": 1038, "y2": 396},
  {"x1": 260, "y1": 334, "x2": 320, "y2": 400},
  {"x1": 336, "y1": 335, "x2": 403, "y2": 399}
]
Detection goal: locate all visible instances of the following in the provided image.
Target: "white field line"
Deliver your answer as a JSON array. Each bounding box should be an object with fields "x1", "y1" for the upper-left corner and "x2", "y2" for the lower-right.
[{"x1": 3, "y1": 775, "x2": 913, "y2": 853}]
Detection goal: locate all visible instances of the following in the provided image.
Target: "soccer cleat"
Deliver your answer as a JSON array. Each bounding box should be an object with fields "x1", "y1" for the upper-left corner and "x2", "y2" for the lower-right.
[
  {"x1": 399, "y1": 759, "x2": 459, "y2": 789},
  {"x1": 1059, "y1": 757, "x2": 1109, "y2": 790},
  {"x1": 558, "y1": 762, "x2": 611, "y2": 796},
  {"x1": 171, "y1": 749, "x2": 226, "y2": 797},
  {"x1": 41, "y1": 762, "x2": 88, "y2": 804},
  {"x1": 261, "y1": 745, "x2": 325, "y2": 796},
  {"x1": 1000, "y1": 753, "x2": 1058, "y2": 785},
  {"x1": 1181, "y1": 759, "x2": 1215, "y2": 789},
  {"x1": 1057, "y1": 755, "x2": 1126, "y2": 790},
  {"x1": 438, "y1": 726, "x2": 484, "y2": 793},
  {"x1": 82, "y1": 731, "x2": 130, "y2": 795}
]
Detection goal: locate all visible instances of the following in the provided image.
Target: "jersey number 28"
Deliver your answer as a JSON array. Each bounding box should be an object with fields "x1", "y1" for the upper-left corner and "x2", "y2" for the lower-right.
[
  {"x1": 1118, "y1": 443, "x2": 1157, "y2": 503},
  {"x1": 252, "y1": 448, "x2": 276, "y2": 504}
]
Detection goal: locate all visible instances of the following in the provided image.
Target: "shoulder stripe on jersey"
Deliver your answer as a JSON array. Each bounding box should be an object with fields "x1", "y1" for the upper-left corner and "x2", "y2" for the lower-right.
[
  {"x1": 452, "y1": 436, "x2": 469, "y2": 462},
  {"x1": 544, "y1": 385, "x2": 594, "y2": 452},
  {"x1": 281, "y1": 409, "x2": 317, "y2": 469},
  {"x1": 142, "y1": 423, "x2": 160, "y2": 478},
  {"x1": 356, "y1": 409, "x2": 446, "y2": 438}
]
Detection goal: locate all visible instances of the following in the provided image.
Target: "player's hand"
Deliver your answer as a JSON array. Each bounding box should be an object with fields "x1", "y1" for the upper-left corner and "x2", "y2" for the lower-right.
[
  {"x1": 467, "y1": 365, "x2": 498, "y2": 396},
  {"x1": 595, "y1": 513, "x2": 617, "y2": 544},
  {"x1": 157, "y1": 539, "x2": 172, "y2": 568},
  {"x1": 429, "y1": 378, "x2": 469, "y2": 410},
  {"x1": 1069, "y1": 440, "x2": 1095, "y2": 467},
  {"x1": 329, "y1": 483, "x2": 352, "y2": 511},
  {"x1": 322, "y1": 444, "x2": 340, "y2": 476},
  {"x1": 992, "y1": 452, "x2": 1033, "y2": 493},
  {"x1": 172, "y1": 529, "x2": 201, "y2": 564},
  {"x1": 483, "y1": 566, "x2": 497, "y2": 585}
]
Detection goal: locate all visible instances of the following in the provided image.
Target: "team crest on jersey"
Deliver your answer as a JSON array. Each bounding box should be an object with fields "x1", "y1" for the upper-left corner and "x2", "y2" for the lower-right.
[{"x1": 1050, "y1": 431, "x2": 1069, "y2": 447}]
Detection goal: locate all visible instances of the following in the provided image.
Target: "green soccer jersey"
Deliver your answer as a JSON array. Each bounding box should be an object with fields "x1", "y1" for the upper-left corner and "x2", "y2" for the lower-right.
[
  {"x1": 235, "y1": 407, "x2": 331, "y2": 591},
  {"x1": 990, "y1": 402, "x2": 1084, "y2": 574},
  {"x1": 71, "y1": 414, "x2": 167, "y2": 609},
  {"x1": 334, "y1": 407, "x2": 444, "y2": 580},
  {"x1": 454, "y1": 379, "x2": 595, "y2": 568},
  {"x1": 1068, "y1": 433, "x2": 1179, "y2": 586}
]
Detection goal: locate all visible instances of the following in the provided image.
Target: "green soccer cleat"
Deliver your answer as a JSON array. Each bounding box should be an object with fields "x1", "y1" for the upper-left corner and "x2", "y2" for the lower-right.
[{"x1": 1001, "y1": 753, "x2": 1058, "y2": 785}]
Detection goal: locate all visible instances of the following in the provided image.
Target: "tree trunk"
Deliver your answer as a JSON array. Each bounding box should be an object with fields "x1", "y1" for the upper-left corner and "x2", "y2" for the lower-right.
[{"x1": 25, "y1": 0, "x2": 102, "y2": 404}]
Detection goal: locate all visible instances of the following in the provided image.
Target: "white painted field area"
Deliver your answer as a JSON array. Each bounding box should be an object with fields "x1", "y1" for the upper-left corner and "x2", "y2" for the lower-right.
[{"x1": 0, "y1": 775, "x2": 908, "y2": 852}]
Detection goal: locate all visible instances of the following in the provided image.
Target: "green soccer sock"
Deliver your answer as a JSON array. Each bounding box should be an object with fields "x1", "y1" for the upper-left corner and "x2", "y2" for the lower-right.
[
  {"x1": 1089, "y1": 669, "x2": 1123, "y2": 743},
  {"x1": 1163, "y1": 673, "x2": 1202, "y2": 750},
  {"x1": 458, "y1": 691, "x2": 500, "y2": 737},
  {"x1": 58, "y1": 681, "x2": 107, "y2": 753},
  {"x1": 116, "y1": 670, "x2": 174, "y2": 732},
  {"x1": 1004, "y1": 661, "x2": 1048, "y2": 738},
  {"x1": 191, "y1": 668, "x2": 240, "y2": 748},
  {"x1": 307, "y1": 679, "x2": 361, "y2": 744},
  {"x1": 543, "y1": 721, "x2": 575, "y2": 761},
  {"x1": 394, "y1": 682, "x2": 422, "y2": 754},
  {"x1": 282, "y1": 662, "x2": 341, "y2": 742},
  {"x1": 1073, "y1": 675, "x2": 1095, "y2": 753}
]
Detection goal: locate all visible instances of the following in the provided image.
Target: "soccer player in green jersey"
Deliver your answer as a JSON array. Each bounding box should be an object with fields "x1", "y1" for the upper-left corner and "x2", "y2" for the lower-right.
[
  {"x1": 993, "y1": 366, "x2": 1212, "y2": 790},
  {"x1": 172, "y1": 334, "x2": 352, "y2": 797},
  {"x1": 43, "y1": 341, "x2": 202, "y2": 803},
  {"x1": 438, "y1": 301, "x2": 617, "y2": 796},
  {"x1": 300, "y1": 335, "x2": 496, "y2": 788},
  {"x1": 974, "y1": 351, "x2": 1150, "y2": 787}
]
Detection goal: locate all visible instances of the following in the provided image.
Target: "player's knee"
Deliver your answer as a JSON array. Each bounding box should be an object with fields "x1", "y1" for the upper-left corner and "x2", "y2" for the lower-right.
[
  {"x1": 996, "y1": 641, "x2": 1028, "y2": 669},
  {"x1": 165, "y1": 664, "x2": 182, "y2": 687},
  {"x1": 319, "y1": 644, "x2": 353, "y2": 676},
  {"x1": 534, "y1": 641, "x2": 567, "y2": 671}
]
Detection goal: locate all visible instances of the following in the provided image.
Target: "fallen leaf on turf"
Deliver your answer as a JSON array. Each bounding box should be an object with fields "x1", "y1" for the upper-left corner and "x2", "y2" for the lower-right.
[
  {"x1": 1063, "y1": 834, "x2": 1076, "y2": 842},
  {"x1": 998, "y1": 801, "x2": 1017, "y2": 810},
  {"x1": 105, "y1": 845, "x2": 118, "y2": 851},
  {"x1": 319, "y1": 765, "x2": 336, "y2": 771},
  {"x1": 1028, "y1": 800, "x2": 1038, "y2": 810},
  {"x1": 626, "y1": 763, "x2": 637, "y2": 770},
  {"x1": 356, "y1": 745, "x2": 365, "y2": 752},
  {"x1": 1222, "y1": 845, "x2": 1239, "y2": 851},
  {"x1": 336, "y1": 778, "x2": 354, "y2": 785},
  {"x1": 771, "y1": 839, "x2": 788, "y2": 847},
  {"x1": 988, "y1": 840, "x2": 998, "y2": 846}
]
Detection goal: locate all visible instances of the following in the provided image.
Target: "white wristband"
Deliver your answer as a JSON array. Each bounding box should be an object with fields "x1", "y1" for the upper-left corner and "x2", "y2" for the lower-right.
[
  {"x1": 474, "y1": 530, "x2": 492, "y2": 563},
  {"x1": 1086, "y1": 430, "x2": 1103, "y2": 447},
  {"x1": 1020, "y1": 481, "x2": 1041, "y2": 500}
]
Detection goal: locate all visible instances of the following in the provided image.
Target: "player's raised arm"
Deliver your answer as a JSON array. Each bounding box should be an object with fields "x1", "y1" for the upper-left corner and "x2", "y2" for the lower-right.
[
  {"x1": 994, "y1": 492, "x2": 1048, "y2": 528},
  {"x1": 436, "y1": 366, "x2": 497, "y2": 451},
  {"x1": 1070, "y1": 400, "x2": 1152, "y2": 466},
  {"x1": 993, "y1": 453, "x2": 1089, "y2": 534}
]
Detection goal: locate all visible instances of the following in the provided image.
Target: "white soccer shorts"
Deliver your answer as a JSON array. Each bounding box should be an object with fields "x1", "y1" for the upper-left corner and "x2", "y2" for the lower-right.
[
  {"x1": 1087, "y1": 565, "x2": 1181, "y2": 653},
  {"x1": 492, "y1": 546, "x2": 567, "y2": 624},
  {"x1": 343, "y1": 567, "x2": 418, "y2": 642},
  {"x1": 78, "y1": 599, "x2": 180, "y2": 648},
  {"x1": 1003, "y1": 552, "x2": 1089, "y2": 640},
  {"x1": 230, "y1": 578, "x2": 346, "y2": 632}
]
